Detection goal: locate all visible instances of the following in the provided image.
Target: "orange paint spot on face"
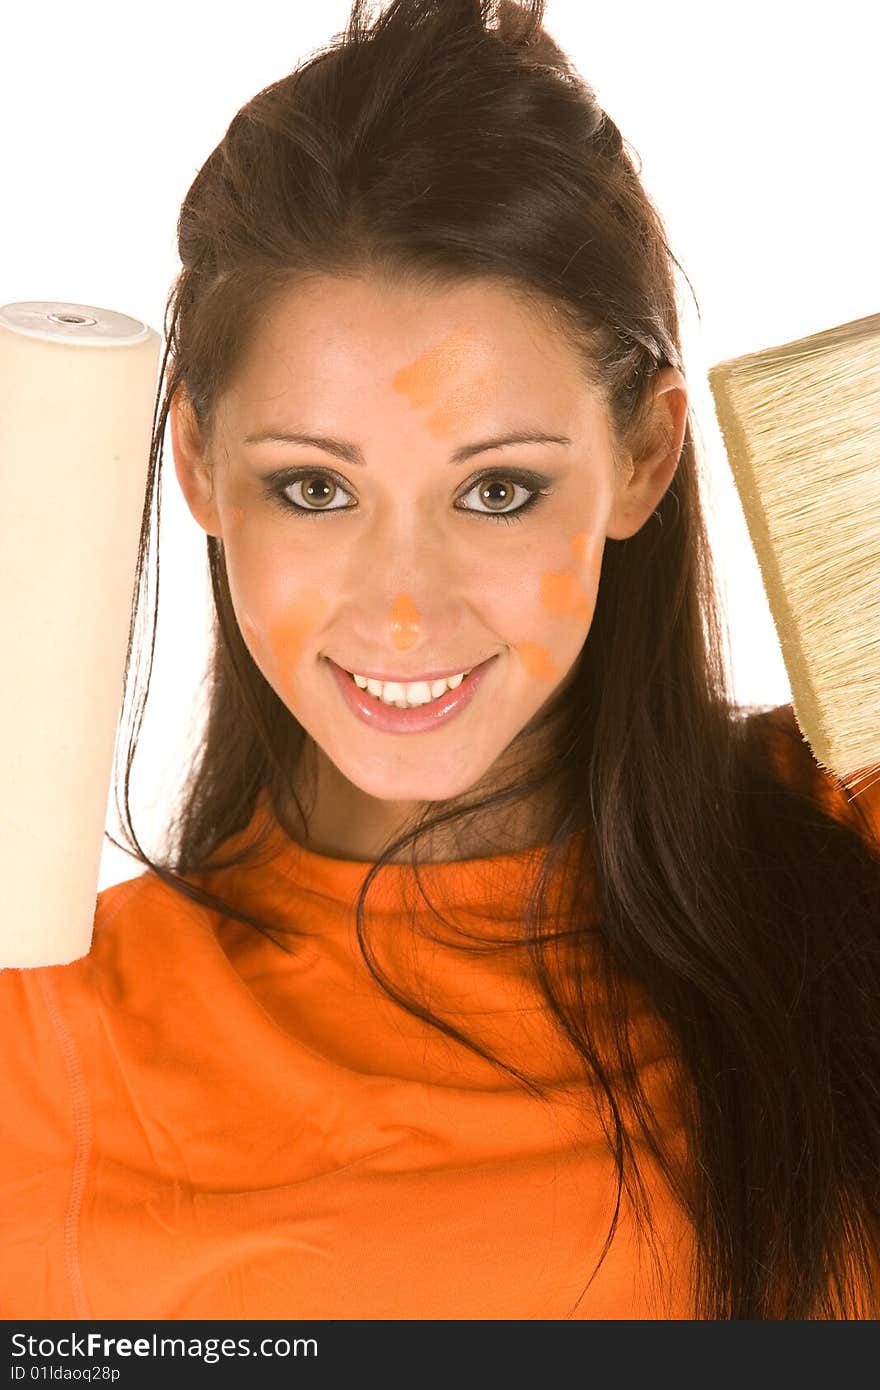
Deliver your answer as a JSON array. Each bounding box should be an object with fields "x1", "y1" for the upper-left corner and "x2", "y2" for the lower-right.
[
  {"x1": 261, "y1": 589, "x2": 330, "y2": 688},
  {"x1": 226, "y1": 504, "x2": 245, "y2": 531},
  {"x1": 389, "y1": 592, "x2": 420, "y2": 650},
  {"x1": 391, "y1": 330, "x2": 498, "y2": 440},
  {"x1": 540, "y1": 569, "x2": 593, "y2": 623},
  {"x1": 571, "y1": 531, "x2": 603, "y2": 591},
  {"x1": 426, "y1": 374, "x2": 494, "y2": 439},
  {"x1": 392, "y1": 330, "x2": 474, "y2": 408},
  {"x1": 513, "y1": 641, "x2": 559, "y2": 681},
  {"x1": 538, "y1": 533, "x2": 603, "y2": 624},
  {"x1": 569, "y1": 531, "x2": 590, "y2": 566}
]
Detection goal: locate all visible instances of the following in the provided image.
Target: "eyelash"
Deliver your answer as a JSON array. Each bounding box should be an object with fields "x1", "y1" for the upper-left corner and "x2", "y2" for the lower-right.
[{"x1": 264, "y1": 469, "x2": 552, "y2": 525}]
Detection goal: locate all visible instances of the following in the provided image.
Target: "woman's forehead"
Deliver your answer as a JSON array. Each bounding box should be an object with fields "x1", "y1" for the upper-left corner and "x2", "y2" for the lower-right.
[{"x1": 222, "y1": 276, "x2": 603, "y2": 445}]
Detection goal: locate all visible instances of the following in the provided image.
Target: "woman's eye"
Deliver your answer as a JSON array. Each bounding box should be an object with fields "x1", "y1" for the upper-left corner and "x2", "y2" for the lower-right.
[
  {"x1": 457, "y1": 476, "x2": 538, "y2": 520},
  {"x1": 280, "y1": 474, "x2": 353, "y2": 512}
]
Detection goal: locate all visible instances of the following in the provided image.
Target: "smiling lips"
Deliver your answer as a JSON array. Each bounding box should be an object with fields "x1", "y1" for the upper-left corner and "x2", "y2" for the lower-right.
[
  {"x1": 331, "y1": 657, "x2": 486, "y2": 684},
  {"x1": 328, "y1": 653, "x2": 499, "y2": 733}
]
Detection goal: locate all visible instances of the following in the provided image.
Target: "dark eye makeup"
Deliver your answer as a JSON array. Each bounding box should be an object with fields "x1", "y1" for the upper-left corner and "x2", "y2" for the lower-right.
[{"x1": 258, "y1": 466, "x2": 554, "y2": 526}]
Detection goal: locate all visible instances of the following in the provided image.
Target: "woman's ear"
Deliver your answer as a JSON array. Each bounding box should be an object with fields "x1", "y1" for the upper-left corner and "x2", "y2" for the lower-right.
[
  {"x1": 168, "y1": 387, "x2": 224, "y2": 539},
  {"x1": 605, "y1": 367, "x2": 688, "y2": 540}
]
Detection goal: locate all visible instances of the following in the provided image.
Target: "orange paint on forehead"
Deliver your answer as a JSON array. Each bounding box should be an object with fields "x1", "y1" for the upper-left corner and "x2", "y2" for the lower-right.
[
  {"x1": 513, "y1": 641, "x2": 559, "y2": 681},
  {"x1": 261, "y1": 589, "x2": 330, "y2": 687},
  {"x1": 392, "y1": 329, "x2": 478, "y2": 407},
  {"x1": 389, "y1": 592, "x2": 420, "y2": 650},
  {"x1": 391, "y1": 329, "x2": 497, "y2": 439}
]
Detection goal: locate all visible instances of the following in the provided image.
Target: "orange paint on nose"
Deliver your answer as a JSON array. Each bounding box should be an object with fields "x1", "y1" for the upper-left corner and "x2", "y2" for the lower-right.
[
  {"x1": 391, "y1": 330, "x2": 497, "y2": 439},
  {"x1": 513, "y1": 641, "x2": 559, "y2": 681},
  {"x1": 262, "y1": 589, "x2": 330, "y2": 687},
  {"x1": 389, "y1": 592, "x2": 421, "y2": 650}
]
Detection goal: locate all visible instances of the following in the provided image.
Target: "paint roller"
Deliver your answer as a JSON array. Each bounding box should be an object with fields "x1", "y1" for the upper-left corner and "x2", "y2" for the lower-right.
[{"x1": 0, "y1": 301, "x2": 162, "y2": 968}]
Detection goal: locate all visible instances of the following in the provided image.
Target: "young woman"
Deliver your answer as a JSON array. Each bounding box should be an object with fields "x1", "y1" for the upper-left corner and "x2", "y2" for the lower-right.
[{"x1": 2, "y1": 0, "x2": 878, "y2": 1321}]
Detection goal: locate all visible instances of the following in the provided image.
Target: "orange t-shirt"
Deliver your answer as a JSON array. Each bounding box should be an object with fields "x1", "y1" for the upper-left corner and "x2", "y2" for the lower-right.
[{"x1": 0, "y1": 704, "x2": 876, "y2": 1320}]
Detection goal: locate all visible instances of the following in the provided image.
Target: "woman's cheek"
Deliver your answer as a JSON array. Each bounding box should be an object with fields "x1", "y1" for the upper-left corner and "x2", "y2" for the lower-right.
[
  {"x1": 220, "y1": 501, "x2": 329, "y2": 697},
  {"x1": 512, "y1": 530, "x2": 603, "y2": 683},
  {"x1": 239, "y1": 588, "x2": 330, "y2": 701}
]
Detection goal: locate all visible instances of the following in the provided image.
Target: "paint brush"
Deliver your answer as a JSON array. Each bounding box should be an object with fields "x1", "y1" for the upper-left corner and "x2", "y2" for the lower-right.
[{"x1": 707, "y1": 311, "x2": 880, "y2": 797}]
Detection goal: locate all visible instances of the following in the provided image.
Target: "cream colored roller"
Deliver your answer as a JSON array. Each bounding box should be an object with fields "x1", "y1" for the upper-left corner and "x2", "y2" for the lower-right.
[{"x1": 0, "y1": 301, "x2": 162, "y2": 968}]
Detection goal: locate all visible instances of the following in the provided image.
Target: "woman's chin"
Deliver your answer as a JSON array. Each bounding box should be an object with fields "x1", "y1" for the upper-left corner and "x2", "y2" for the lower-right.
[{"x1": 336, "y1": 765, "x2": 481, "y2": 807}]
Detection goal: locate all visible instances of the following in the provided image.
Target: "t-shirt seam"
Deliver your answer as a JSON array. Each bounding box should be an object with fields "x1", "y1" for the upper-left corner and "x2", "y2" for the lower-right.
[{"x1": 35, "y1": 968, "x2": 95, "y2": 1320}]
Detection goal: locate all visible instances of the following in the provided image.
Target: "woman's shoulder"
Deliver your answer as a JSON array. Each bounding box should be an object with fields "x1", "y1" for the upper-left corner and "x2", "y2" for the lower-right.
[
  {"x1": 742, "y1": 701, "x2": 880, "y2": 849},
  {"x1": 89, "y1": 864, "x2": 233, "y2": 968},
  {"x1": 0, "y1": 867, "x2": 239, "y2": 1167},
  {"x1": 0, "y1": 866, "x2": 225, "y2": 1008},
  {"x1": 80, "y1": 868, "x2": 209, "y2": 961}
]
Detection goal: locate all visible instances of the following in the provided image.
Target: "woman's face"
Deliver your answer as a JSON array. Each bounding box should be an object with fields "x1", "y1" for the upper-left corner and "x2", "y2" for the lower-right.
[{"x1": 172, "y1": 274, "x2": 686, "y2": 809}]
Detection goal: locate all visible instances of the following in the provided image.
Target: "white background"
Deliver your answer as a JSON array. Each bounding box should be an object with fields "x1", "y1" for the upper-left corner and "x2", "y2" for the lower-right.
[{"x1": 2, "y1": 0, "x2": 878, "y2": 888}]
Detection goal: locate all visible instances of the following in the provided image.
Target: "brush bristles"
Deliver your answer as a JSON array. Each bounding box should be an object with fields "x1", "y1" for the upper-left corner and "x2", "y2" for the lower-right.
[{"x1": 708, "y1": 312, "x2": 880, "y2": 792}]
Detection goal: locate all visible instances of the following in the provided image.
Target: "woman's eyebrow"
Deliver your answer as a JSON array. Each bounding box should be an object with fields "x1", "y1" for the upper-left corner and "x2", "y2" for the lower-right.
[{"x1": 242, "y1": 428, "x2": 572, "y2": 465}]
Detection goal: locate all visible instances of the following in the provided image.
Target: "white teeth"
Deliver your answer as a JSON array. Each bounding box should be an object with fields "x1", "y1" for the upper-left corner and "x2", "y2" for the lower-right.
[{"x1": 349, "y1": 667, "x2": 472, "y2": 708}]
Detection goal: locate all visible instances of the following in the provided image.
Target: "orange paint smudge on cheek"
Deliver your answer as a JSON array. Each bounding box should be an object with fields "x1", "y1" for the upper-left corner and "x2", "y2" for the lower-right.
[
  {"x1": 513, "y1": 642, "x2": 559, "y2": 681},
  {"x1": 538, "y1": 532, "x2": 603, "y2": 623},
  {"x1": 226, "y1": 504, "x2": 245, "y2": 532},
  {"x1": 389, "y1": 592, "x2": 421, "y2": 650},
  {"x1": 258, "y1": 589, "x2": 330, "y2": 688},
  {"x1": 569, "y1": 531, "x2": 590, "y2": 566},
  {"x1": 540, "y1": 569, "x2": 593, "y2": 623},
  {"x1": 571, "y1": 531, "x2": 603, "y2": 590}
]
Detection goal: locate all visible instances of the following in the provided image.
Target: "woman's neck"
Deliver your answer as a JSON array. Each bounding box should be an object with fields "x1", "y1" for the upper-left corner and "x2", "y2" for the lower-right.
[{"x1": 277, "y1": 732, "x2": 565, "y2": 864}]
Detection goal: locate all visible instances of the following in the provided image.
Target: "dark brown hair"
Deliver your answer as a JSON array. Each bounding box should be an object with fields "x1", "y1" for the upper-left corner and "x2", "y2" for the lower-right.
[{"x1": 109, "y1": 0, "x2": 880, "y2": 1317}]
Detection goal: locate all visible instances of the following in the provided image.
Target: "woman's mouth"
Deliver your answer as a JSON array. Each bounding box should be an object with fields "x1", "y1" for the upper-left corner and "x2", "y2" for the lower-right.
[{"x1": 325, "y1": 654, "x2": 499, "y2": 734}]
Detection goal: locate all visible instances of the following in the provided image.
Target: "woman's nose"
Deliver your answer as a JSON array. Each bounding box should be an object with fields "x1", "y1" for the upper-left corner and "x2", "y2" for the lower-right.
[
  {"x1": 338, "y1": 506, "x2": 469, "y2": 659},
  {"x1": 343, "y1": 504, "x2": 449, "y2": 615},
  {"x1": 342, "y1": 569, "x2": 464, "y2": 669}
]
